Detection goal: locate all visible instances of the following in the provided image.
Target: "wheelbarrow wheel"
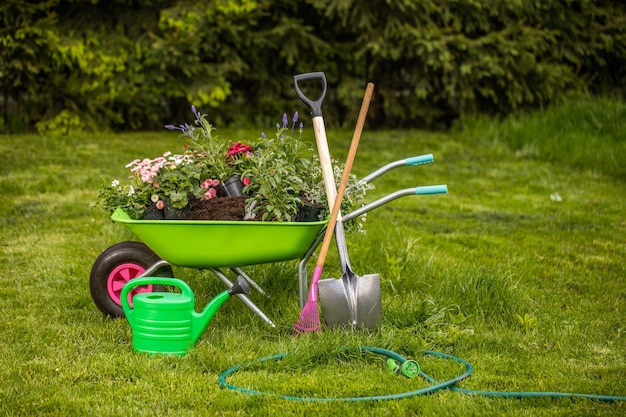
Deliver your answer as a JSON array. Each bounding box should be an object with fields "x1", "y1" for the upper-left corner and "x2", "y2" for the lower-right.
[{"x1": 90, "y1": 241, "x2": 174, "y2": 318}]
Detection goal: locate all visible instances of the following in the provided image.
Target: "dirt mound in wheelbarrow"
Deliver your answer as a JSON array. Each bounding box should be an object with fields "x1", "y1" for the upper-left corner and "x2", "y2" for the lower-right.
[{"x1": 188, "y1": 196, "x2": 251, "y2": 221}]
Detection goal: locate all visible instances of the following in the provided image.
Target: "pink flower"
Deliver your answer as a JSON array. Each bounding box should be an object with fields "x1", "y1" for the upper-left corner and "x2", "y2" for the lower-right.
[
  {"x1": 212, "y1": 179, "x2": 220, "y2": 187},
  {"x1": 155, "y1": 200, "x2": 165, "y2": 210},
  {"x1": 242, "y1": 177, "x2": 251, "y2": 186}
]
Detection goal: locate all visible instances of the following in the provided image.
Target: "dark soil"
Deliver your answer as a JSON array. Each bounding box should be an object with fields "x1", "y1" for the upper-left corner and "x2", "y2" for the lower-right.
[
  {"x1": 186, "y1": 195, "x2": 324, "y2": 222},
  {"x1": 188, "y1": 196, "x2": 249, "y2": 221}
]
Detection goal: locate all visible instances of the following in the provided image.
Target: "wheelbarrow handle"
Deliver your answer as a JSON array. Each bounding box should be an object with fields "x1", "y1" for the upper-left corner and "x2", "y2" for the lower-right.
[
  {"x1": 293, "y1": 72, "x2": 327, "y2": 117},
  {"x1": 342, "y1": 184, "x2": 448, "y2": 222},
  {"x1": 414, "y1": 184, "x2": 448, "y2": 195},
  {"x1": 362, "y1": 154, "x2": 434, "y2": 183}
]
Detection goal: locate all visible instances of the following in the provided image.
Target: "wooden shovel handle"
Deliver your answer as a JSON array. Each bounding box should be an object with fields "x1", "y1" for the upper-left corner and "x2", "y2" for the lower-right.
[{"x1": 316, "y1": 82, "x2": 375, "y2": 267}]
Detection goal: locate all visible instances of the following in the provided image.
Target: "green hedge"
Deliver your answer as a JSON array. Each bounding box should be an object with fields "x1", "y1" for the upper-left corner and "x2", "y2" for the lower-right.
[{"x1": 1, "y1": 0, "x2": 625, "y2": 134}]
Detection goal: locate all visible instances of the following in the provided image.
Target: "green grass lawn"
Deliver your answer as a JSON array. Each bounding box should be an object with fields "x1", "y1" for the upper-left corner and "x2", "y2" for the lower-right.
[{"x1": 0, "y1": 96, "x2": 624, "y2": 416}]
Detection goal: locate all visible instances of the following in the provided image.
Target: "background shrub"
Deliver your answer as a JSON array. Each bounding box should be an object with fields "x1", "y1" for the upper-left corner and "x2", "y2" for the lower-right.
[{"x1": 1, "y1": 0, "x2": 625, "y2": 133}]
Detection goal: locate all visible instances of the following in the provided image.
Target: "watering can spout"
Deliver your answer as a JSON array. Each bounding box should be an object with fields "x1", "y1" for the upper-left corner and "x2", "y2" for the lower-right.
[{"x1": 191, "y1": 276, "x2": 250, "y2": 345}]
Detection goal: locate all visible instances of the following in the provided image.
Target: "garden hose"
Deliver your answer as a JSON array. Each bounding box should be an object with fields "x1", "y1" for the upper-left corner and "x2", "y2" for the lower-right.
[{"x1": 218, "y1": 347, "x2": 626, "y2": 403}]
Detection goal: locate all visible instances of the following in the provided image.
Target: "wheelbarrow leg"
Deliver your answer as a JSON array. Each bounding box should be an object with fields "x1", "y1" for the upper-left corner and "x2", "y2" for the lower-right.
[{"x1": 208, "y1": 267, "x2": 276, "y2": 328}]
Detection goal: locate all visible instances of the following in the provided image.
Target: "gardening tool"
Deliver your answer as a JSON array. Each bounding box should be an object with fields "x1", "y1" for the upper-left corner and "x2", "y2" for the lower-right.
[
  {"x1": 293, "y1": 72, "x2": 381, "y2": 330},
  {"x1": 292, "y1": 74, "x2": 373, "y2": 333},
  {"x1": 121, "y1": 276, "x2": 250, "y2": 355}
]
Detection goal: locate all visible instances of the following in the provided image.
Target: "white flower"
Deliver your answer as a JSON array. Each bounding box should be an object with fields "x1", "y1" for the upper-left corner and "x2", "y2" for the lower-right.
[
  {"x1": 127, "y1": 185, "x2": 135, "y2": 196},
  {"x1": 111, "y1": 179, "x2": 120, "y2": 187}
]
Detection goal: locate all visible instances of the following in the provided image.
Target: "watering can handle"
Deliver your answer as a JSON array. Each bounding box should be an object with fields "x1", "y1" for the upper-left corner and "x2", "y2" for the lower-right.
[
  {"x1": 120, "y1": 277, "x2": 193, "y2": 316},
  {"x1": 293, "y1": 72, "x2": 327, "y2": 117}
]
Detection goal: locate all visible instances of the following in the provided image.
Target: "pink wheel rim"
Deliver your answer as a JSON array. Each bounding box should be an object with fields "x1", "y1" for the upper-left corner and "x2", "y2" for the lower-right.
[{"x1": 107, "y1": 263, "x2": 153, "y2": 307}]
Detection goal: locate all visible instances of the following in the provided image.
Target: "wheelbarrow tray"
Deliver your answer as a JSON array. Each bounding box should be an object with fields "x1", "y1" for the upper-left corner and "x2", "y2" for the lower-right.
[{"x1": 111, "y1": 208, "x2": 327, "y2": 268}]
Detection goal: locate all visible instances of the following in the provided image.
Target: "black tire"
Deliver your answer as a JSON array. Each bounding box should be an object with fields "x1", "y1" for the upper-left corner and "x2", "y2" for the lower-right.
[{"x1": 90, "y1": 241, "x2": 174, "y2": 318}]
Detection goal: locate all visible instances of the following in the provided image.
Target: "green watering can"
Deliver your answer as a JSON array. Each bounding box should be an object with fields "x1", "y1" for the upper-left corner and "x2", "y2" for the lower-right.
[{"x1": 121, "y1": 276, "x2": 250, "y2": 356}]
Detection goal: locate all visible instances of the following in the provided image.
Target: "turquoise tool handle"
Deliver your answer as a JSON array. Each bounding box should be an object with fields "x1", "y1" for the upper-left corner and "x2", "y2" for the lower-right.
[
  {"x1": 121, "y1": 277, "x2": 193, "y2": 315},
  {"x1": 415, "y1": 184, "x2": 448, "y2": 195},
  {"x1": 405, "y1": 154, "x2": 434, "y2": 165}
]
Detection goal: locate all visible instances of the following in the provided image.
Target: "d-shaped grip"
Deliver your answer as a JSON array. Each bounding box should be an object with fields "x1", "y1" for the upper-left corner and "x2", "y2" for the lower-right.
[{"x1": 293, "y1": 72, "x2": 327, "y2": 117}]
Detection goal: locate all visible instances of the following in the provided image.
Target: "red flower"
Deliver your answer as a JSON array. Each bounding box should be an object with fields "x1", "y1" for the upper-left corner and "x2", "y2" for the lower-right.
[{"x1": 226, "y1": 142, "x2": 253, "y2": 164}]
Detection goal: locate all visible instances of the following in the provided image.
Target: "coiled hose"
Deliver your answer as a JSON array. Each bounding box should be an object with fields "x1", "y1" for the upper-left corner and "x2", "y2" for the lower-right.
[{"x1": 218, "y1": 347, "x2": 626, "y2": 403}]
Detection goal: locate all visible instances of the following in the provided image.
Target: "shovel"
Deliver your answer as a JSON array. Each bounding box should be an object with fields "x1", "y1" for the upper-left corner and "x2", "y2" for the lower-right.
[{"x1": 294, "y1": 73, "x2": 381, "y2": 330}]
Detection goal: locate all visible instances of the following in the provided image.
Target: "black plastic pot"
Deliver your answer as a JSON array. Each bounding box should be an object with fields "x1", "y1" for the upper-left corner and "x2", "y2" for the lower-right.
[
  {"x1": 294, "y1": 201, "x2": 325, "y2": 222},
  {"x1": 217, "y1": 175, "x2": 245, "y2": 197},
  {"x1": 142, "y1": 203, "x2": 165, "y2": 220},
  {"x1": 163, "y1": 199, "x2": 191, "y2": 220}
]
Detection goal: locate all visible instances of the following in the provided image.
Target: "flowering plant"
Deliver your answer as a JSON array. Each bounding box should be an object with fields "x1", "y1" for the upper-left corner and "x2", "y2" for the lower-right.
[{"x1": 93, "y1": 106, "x2": 373, "y2": 226}]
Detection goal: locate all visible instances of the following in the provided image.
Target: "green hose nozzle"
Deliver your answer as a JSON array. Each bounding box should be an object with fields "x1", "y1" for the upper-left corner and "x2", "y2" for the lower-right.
[{"x1": 387, "y1": 358, "x2": 420, "y2": 378}]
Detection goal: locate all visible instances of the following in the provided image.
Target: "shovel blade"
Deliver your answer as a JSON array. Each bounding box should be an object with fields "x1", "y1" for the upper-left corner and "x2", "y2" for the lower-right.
[
  {"x1": 318, "y1": 277, "x2": 353, "y2": 328},
  {"x1": 356, "y1": 273, "x2": 382, "y2": 330},
  {"x1": 318, "y1": 274, "x2": 381, "y2": 330}
]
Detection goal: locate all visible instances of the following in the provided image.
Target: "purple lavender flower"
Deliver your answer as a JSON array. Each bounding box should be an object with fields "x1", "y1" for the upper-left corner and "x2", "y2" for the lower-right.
[
  {"x1": 291, "y1": 111, "x2": 299, "y2": 136},
  {"x1": 191, "y1": 105, "x2": 203, "y2": 125},
  {"x1": 282, "y1": 113, "x2": 288, "y2": 128},
  {"x1": 165, "y1": 124, "x2": 187, "y2": 133}
]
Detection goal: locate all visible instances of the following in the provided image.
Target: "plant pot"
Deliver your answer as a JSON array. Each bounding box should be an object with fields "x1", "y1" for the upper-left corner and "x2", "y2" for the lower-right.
[
  {"x1": 142, "y1": 203, "x2": 165, "y2": 220},
  {"x1": 163, "y1": 199, "x2": 191, "y2": 220},
  {"x1": 217, "y1": 175, "x2": 245, "y2": 197},
  {"x1": 294, "y1": 201, "x2": 325, "y2": 222}
]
